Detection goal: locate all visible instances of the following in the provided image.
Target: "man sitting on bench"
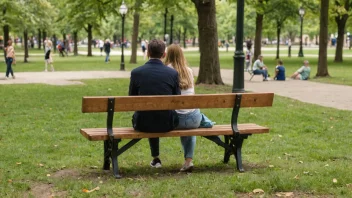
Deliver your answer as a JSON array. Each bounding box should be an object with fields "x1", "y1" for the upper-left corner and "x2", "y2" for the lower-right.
[
  {"x1": 128, "y1": 39, "x2": 181, "y2": 168},
  {"x1": 252, "y1": 55, "x2": 269, "y2": 81}
]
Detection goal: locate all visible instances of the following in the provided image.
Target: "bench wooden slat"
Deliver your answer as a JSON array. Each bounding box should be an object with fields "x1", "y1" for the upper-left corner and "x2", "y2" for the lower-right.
[
  {"x1": 80, "y1": 124, "x2": 269, "y2": 141},
  {"x1": 82, "y1": 93, "x2": 274, "y2": 113}
]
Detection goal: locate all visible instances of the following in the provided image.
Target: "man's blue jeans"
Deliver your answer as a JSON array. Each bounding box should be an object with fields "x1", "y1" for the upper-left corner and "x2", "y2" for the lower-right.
[
  {"x1": 253, "y1": 69, "x2": 268, "y2": 79},
  {"x1": 6, "y1": 58, "x2": 14, "y2": 77},
  {"x1": 105, "y1": 52, "x2": 110, "y2": 62},
  {"x1": 176, "y1": 109, "x2": 202, "y2": 159}
]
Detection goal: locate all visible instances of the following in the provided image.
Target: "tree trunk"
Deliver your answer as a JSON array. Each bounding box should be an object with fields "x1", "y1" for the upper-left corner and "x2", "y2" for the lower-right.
[
  {"x1": 87, "y1": 24, "x2": 93, "y2": 56},
  {"x1": 334, "y1": 0, "x2": 350, "y2": 62},
  {"x1": 43, "y1": 31, "x2": 47, "y2": 42},
  {"x1": 53, "y1": 34, "x2": 57, "y2": 53},
  {"x1": 254, "y1": 13, "x2": 263, "y2": 61},
  {"x1": 24, "y1": 30, "x2": 28, "y2": 62},
  {"x1": 276, "y1": 22, "x2": 281, "y2": 59},
  {"x1": 113, "y1": 34, "x2": 117, "y2": 45},
  {"x1": 3, "y1": 25, "x2": 9, "y2": 59},
  {"x1": 130, "y1": 10, "x2": 140, "y2": 64},
  {"x1": 183, "y1": 28, "x2": 187, "y2": 48},
  {"x1": 192, "y1": 0, "x2": 224, "y2": 85},
  {"x1": 192, "y1": 36, "x2": 196, "y2": 47},
  {"x1": 73, "y1": 31, "x2": 78, "y2": 56},
  {"x1": 63, "y1": 33, "x2": 66, "y2": 41},
  {"x1": 317, "y1": 0, "x2": 330, "y2": 77},
  {"x1": 38, "y1": 29, "x2": 42, "y2": 50},
  {"x1": 3, "y1": 25, "x2": 9, "y2": 47}
]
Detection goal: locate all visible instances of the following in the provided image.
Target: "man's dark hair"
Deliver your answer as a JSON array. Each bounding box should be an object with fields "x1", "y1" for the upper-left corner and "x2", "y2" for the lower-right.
[
  {"x1": 148, "y1": 39, "x2": 165, "y2": 58},
  {"x1": 278, "y1": 60, "x2": 283, "y2": 65}
]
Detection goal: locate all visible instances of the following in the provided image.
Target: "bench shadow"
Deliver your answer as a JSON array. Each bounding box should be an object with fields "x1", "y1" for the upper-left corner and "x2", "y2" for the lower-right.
[{"x1": 79, "y1": 162, "x2": 267, "y2": 180}]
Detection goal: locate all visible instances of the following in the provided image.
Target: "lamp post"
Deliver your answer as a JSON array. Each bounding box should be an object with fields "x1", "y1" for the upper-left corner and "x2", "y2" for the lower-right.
[
  {"x1": 119, "y1": 1, "x2": 128, "y2": 71},
  {"x1": 233, "y1": 0, "x2": 245, "y2": 93},
  {"x1": 298, "y1": 7, "x2": 305, "y2": 57}
]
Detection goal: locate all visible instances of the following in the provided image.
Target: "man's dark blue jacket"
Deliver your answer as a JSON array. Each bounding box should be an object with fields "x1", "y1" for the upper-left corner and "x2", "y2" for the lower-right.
[{"x1": 129, "y1": 59, "x2": 181, "y2": 132}]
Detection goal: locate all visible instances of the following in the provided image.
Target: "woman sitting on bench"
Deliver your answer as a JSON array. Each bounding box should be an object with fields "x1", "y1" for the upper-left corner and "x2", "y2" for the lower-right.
[{"x1": 164, "y1": 44, "x2": 202, "y2": 172}]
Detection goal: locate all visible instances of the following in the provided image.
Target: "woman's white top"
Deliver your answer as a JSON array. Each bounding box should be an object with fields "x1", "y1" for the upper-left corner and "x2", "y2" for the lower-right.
[{"x1": 168, "y1": 65, "x2": 196, "y2": 114}]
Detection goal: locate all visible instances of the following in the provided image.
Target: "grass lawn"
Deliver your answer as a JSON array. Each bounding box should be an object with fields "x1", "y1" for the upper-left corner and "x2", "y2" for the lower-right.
[{"x1": 0, "y1": 79, "x2": 351, "y2": 197}]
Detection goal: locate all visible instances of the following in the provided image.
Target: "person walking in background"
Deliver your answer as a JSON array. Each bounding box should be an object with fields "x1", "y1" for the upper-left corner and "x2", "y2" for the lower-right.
[
  {"x1": 141, "y1": 39, "x2": 147, "y2": 60},
  {"x1": 291, "y1": 60, "x2": 311, "y2": 80},
  {"x1": 104, "y1": 39, "x2": 111, "y2": 63},
  {"x1": 44, "y1": 38, "x2": 54, "y2": 72},
  {"x1": 5, "y1": 40, "x2": 15, "y2": 80},
  {"x1": 245, "y1": 46, "x2": 252, "y2": 71},
  {"x1": 164, "y1": 44, "x2": 203, "y2": 172},
  {"x1": 274, "y1": 59, "x2": 285, "y2": 81},
  {"x1": 98, "y1": 39, "x2": 104, "y2": 56}
]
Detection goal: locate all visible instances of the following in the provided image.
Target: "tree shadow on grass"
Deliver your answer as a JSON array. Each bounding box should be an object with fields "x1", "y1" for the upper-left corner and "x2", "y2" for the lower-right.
[{"x1": 78, "y1": 161, "x2": 267, "y2": 181}]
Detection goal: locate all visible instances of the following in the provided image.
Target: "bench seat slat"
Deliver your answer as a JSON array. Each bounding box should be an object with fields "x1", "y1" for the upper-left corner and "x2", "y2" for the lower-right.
[{"x1": 80, "y1": 124, "x2": 269, "y2": 141}]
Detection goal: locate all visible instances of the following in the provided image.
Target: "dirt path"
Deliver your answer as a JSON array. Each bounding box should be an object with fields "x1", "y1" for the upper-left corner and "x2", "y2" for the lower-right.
[{"x1": 1, "y1": 69, "x2": 351, "y2": 111}]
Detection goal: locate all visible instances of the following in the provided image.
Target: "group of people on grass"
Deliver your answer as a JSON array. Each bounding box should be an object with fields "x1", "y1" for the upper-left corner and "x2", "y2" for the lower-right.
[
  {"x1": 130, "y1": 39, "x2": 213, "y2": 172},
  {"x1": 248, "y1": 51, "x2": 311, "y2": 81}
]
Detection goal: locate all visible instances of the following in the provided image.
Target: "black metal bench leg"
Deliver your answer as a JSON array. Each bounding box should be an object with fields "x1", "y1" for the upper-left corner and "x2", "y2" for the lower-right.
[
  {"x1": 111, "y1": 139, "x2": 122, "y2": 179},
  {"x1": 233, "y1": 136, "x2": 245, "y2": 172},
  {"x1": 103, "y1": 140, "x2": 111, "y2": 170},
  {"x1": 249, "y1": 74, "x2": 255, "y2": 81},
  {"x1": 223, "y1": 135, "x2": 231, "y2": 163}
]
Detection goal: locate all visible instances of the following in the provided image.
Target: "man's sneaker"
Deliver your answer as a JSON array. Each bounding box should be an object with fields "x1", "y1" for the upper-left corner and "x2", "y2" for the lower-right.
[
  {"x1": 4, "y1": 76, "x2": 9, "y2": 80},
  {"x1": 180, "y1": 162, "x2": 194, "y2": 172},
  {"x1": 12, "y1": 75, "x2": 15, "y2": 79},
  {"x1": 150, "y1": 158, "x2": 162, "y2": 168}
]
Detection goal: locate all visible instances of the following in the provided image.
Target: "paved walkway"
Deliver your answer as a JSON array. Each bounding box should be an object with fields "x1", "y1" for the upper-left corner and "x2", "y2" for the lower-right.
[{"x1": 1, "y1": 69, "x2": 351, "y2": 111}]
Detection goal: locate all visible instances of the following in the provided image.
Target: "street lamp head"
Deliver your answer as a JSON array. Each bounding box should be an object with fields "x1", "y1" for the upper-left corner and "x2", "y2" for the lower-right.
[
  {"x1": 299, "y1": 7, "x2": 305, "y2": 17},
  {"x1": 119, "y1": 1, "x2": 128, "y2": 15}
]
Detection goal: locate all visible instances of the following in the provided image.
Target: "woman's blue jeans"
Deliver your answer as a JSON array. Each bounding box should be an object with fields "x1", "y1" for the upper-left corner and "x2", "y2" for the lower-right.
[
  {"x1": 176, "y1": 109, "x2": 202, "y2": 159},
  {"x1": 6, "y1": 58, "x2": 14, "y2": 77}
]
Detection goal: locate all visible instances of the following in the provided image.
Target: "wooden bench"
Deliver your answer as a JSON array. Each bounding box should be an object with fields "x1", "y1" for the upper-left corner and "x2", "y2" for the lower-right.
[{"x1": 80, "y1": 93, "x2": 274, "y2": 178}]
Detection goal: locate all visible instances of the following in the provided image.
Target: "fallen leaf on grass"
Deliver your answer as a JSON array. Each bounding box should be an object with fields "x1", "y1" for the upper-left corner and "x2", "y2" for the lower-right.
[
  {"x1": 325, "y1": 164, "x2": 329, "y2": 167},
  {"x1": 90, "y1": 166, "x2": 98, "y2": 169},
  {"x1": 82, "y1": 186, "x2": 100, "y2": 193},
  {"x1": 8, "y1": 179, "x2": 12, "y2": 183},
  {"x1": 268, "y1": 165, "x2": 274, "y2": 168},
  {"x1": 16, "y1": 162, "x2": 22, "y2": 165},
  {"x1": 284, "y1": 153, "x2": 291, "y2": 156},
  {"x1": 253, "y1": 189, "x2": 264, "y2": 194},
  {"x1": 299, "y1": 161, "x2": 303, "y2": 164},
  {"x1": 275, "y1": 192, "x2": 294, "y2": 197},
  {"x1": 99, "y1": 181, "x2": 103, "y2": 184},
  {"x1": 294, "y1": 175, "x2": 300, "y2": 180},
  {"x1": 333, "y1": 178, "x2": 338, "y2": 183},
  {"x1": 303, "y1": 171, "x2": 309, "y2": 175},
  {"x1": 346, "y1": 184, "x2": 352, "y2": 188},
  {"x1": 278, "y1": 135, "x2": 282, "y2": 138},
  {"x1": 330, "y1": 126, "x2": 334, "y2": 129},
  {"x1": 38, "y1": 164, "x2": 44, "y2": 167},
  {"x1": 46, "y1": 174, "x2": 51, "y2": 177}
]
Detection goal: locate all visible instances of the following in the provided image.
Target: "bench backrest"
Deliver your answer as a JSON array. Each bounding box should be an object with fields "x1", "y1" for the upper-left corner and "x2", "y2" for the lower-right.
[{"x1": 82, "y1": 93, "x2": 274, "y2": 113}]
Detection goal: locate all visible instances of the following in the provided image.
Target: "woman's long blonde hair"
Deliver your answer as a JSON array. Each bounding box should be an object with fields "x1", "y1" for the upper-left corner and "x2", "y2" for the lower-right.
[{"x1": 164, "y1": 44, "x2": 193, "y2": 90}]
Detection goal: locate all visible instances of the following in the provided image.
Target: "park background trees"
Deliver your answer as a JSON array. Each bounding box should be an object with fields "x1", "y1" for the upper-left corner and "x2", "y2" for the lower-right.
[{"x1": 1, "y1": 0, "x2": 352, "y2": 80}]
